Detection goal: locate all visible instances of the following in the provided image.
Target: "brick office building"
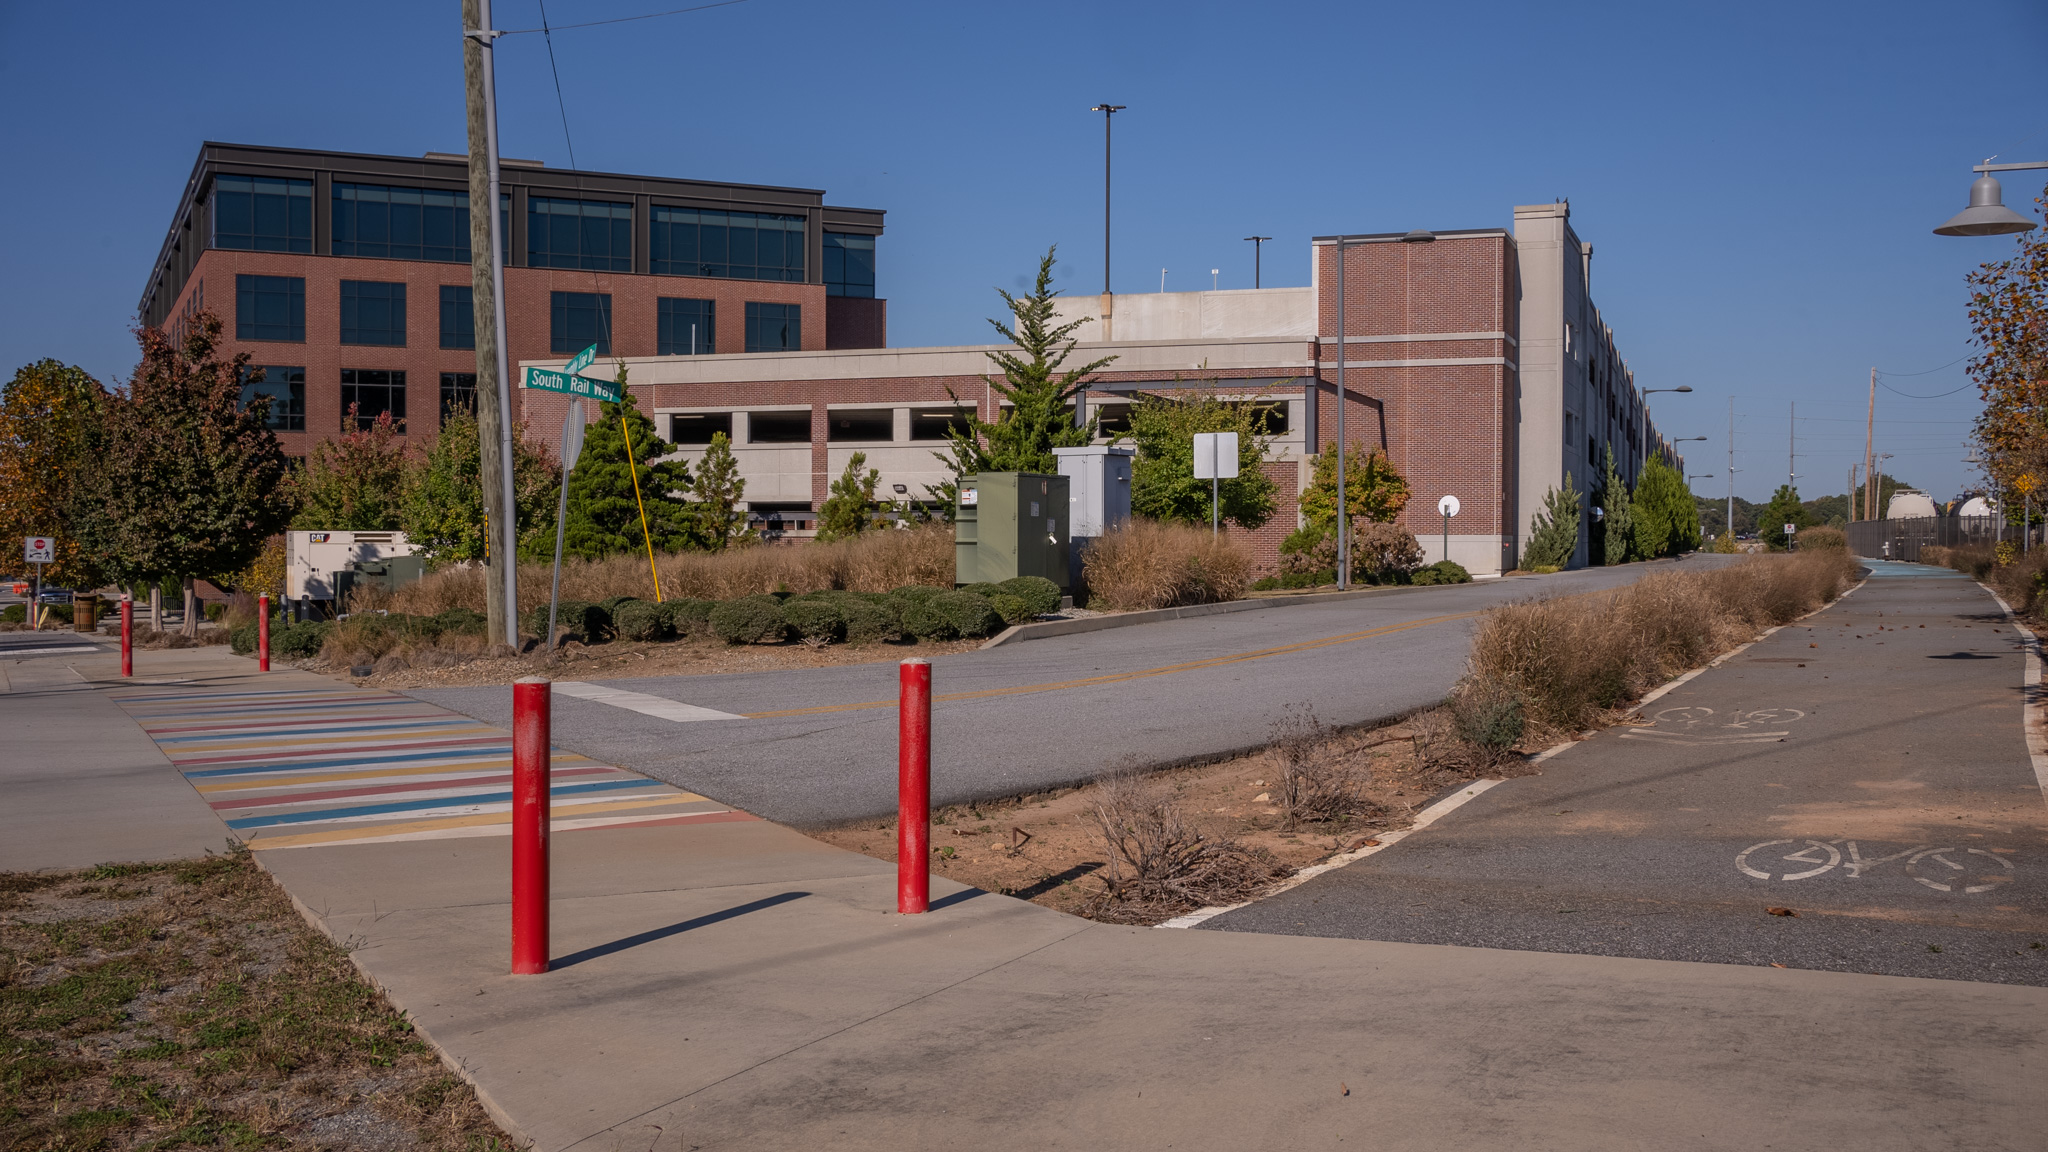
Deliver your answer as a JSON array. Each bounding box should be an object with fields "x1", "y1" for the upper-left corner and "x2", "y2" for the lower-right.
[
  {"x1": 138, "y1": 142, "x2": 887, "y2": 458},
  {"x1": 547, "y1": 202, "x2": 1679, "y2": 575}
]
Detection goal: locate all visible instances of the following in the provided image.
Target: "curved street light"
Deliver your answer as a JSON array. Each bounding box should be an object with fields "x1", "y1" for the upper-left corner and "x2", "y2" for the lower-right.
[{"x1": 1935, "y1": 161, "x2": 2046, "y2": 237}]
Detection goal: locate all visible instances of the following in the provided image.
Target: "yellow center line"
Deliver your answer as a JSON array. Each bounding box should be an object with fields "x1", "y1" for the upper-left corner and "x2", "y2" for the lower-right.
[{"x1": 742, "y1": 611, "x2": 1477, "y2": 719}]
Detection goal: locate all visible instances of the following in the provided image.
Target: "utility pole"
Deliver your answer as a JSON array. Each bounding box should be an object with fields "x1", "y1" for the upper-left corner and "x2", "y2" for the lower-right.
[
  {"x1": 464, "y1": 0, "x2": 518, "y2": 648},
  {"x1": 1863, "y1": 367, "x2": 1876, "y2": 521},
  {"x1": 1245, "y1": 236, "x2": 1269, "y2": 288},
  {"x1": 1727, "y1": 397, "x2": 1736, "y2": 542},
  {"x1": 1788, "y1": 401, "x2": 1797, "y2": 490},
  {"x1": 1090, "y1": 104, "x2": 1123, "y2": 340},
  {"x1": 1335, "y1": 236, "x2": 1350, "y2": 589}
]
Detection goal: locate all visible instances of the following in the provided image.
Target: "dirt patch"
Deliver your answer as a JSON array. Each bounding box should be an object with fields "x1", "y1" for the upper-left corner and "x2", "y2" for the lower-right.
[
  {"x1": 810, "y1": 712, "x2": 1522, "y2": 924},
  {"x1": 0, "y1": 851, "x2": 511, "y2": 1151}
]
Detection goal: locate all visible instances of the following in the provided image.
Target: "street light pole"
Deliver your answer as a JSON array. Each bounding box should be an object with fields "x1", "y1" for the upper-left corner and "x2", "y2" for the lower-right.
[
  {"x1": 1334, "y1": 236, "x2": 1349, "y2": 588},
  {"x1": 1244, "y1": 236, "x2": 1270, "y2": 288},
  {"x1": 1090, "y1": 104, "x2": 1124, "y2": 337}
]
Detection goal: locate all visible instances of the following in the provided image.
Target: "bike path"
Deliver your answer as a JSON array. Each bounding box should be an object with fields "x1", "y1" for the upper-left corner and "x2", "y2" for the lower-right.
[{"x1": 1208, "y1": 563, "x2": 2048, "y2": 985}]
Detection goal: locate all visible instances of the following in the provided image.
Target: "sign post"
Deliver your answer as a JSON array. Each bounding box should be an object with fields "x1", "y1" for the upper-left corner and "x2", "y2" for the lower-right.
[
  {"x1": 1437, "y1": 495, "x2": 1461, "y2": 566},
  {"x1": 22, "y1": 537, "x2": 52, "y2": 630},
  {"x1": 1192, "y1": 432, "x2": 1240, "y2": 538},
  {"x1": 546, "y1": 400, "x2": 586, "y2": 657}
]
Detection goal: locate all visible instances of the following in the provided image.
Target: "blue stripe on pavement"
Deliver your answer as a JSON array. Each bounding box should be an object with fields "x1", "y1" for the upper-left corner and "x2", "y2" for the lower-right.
[{"x1": 224, "y1": 778, "x2": 654, "y2": 830}]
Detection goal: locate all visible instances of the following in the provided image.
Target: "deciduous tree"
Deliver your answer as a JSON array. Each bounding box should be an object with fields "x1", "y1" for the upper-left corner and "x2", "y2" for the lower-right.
[
  {"x1": 398, "y1": 406, "x2": 559, "y2": 564},
  {"x1": 0, "y1": 359, "x2": 108, "y2": 587},
  {"x1": 293, "y1": 406, "x2": 410, "y2": 530},
  {"x1": 1967, "y1": 181, "x2": 2048, "y2": 497},
  {"x1": 1125, "y1": 387, "x2": 1280, "y2": 529}
]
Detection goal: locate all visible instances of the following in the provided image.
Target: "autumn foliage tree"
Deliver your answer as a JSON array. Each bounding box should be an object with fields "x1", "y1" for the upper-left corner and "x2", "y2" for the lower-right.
[
  {"x1": 76, "y1": 314, "x2": 294, "y2": 634},
  {"x1": 397, "y1": 405, "x2": 559, "y2": 564},
  {"x1": 293, "y1": 406, "x2": 411, "y2": 530},
  {"x1": 1968, "y1": 181, "x2": 2048, "y2": 501},
  {"x1": 0, "y1": 359, "x2": 109, "y2": 587}
]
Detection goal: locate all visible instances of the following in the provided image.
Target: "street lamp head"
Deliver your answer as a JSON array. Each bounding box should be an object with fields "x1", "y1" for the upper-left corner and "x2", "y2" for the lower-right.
[
  {"x1": 1244, "y1": 235, "x2": 1270, "y2": 242},
  {"x1": 1935, "y1": 174, "x2": 2038, "y2": 237},
  {"x1": 1676, "y1": 436, "x2": 1708, "y2": 442},
  {"x1": 1091, "y1": 104, "x2": 1126, "y2": 113}
]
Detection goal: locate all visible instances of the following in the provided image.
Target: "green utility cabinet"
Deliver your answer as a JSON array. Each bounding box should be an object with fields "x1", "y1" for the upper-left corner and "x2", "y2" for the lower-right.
[{"x1": 955, "y1": 472, "x2": 1071, "y2": 587}]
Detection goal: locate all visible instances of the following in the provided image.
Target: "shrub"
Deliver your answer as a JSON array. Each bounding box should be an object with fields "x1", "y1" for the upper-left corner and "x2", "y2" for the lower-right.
[
  {"x1": 842, "y1": 597, "x2": 903, "y2": 644},
  {"x1": 1451, "y1": 677, "x2": 1525, "y2": 755},
  {"x1": 612, "y1": 599, "x2": 673, "y2": 642},
  {"x1": 431, "y1": 607, "x2": 488, "y2": 636},
  {"x1": 229, "y1": 622, "x2": 259, "y2": 654},
  {"x1": 1087, "y1": 767, "x2": 1288, "y2": 923},
  {"x1": 273, "y1": 620, "x2": 333, "y2": 658},
  {"x1": 204, "y1": 602, "x2": 228, "y2": 623},
  {"x1": 1795, "y1": 526, "x2": 1847, "y2": 552},
  {"x1": 1523, "y1": 475, "x2": 1582, "y2": 570},
  {"x1": 783, "y1": 598, "x2": 847, "y2": 644},
  {"x1": 932, "y1": 590, "x2": 1003, "y2": 638},
  {"x1": 901, "y1": 595, "x2": 960, "y2": 640},
  {"x1": 40, "y1": 603, "x2": 73, "y2": 624},
  {"x1": 1411, "y1": 559, "x2": 1472, "y2": 585},
  {"x1": 1353, "y1": 522, "x2": 1424, "y2": 583},
  {"x1": 1270, "y1": 706, "x2": 1372, "y2": 828},
  {"x1": 658, "y1": 598, "x2": 717, "y2": 637},
  {"x1": 710, "y1": 595, "x2": 788, "y2": 644},
  {"x1": 599, "y1": 595, "x2": 640, "y2": 618},
  {"x1": 1082, "y1": 520, "x2": 1253, "y2": 611},
  {"x1": 1, "y1": 604, "x2": 23, "y2": 623},
  {"x1": 890, "y1": 584, "x2": 945, "y2": 605},
  {"x1": 996, "y1": 576, "x2": 1062, "y2": 617},
  {"x1": 526, "y1": 600, "x2": 608, "y2": 642},
  {"x1": 988, "y1": 593, "x2": 1033, "y2": 626}
]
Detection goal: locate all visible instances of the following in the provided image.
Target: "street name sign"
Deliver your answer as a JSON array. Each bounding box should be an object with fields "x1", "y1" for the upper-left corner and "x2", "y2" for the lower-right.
[
  {"x1": 523, "y1": 366, "x2": 620, "y2": 403},
  {"x1": 23, "y1": 536, "x2": 53, "y2": 563},
  {"x1": 563, "y1": 344, "x2": 598, "y2": 377}
]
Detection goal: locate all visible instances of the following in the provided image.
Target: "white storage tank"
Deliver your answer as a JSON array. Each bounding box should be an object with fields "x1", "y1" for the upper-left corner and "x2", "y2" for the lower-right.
[{"x1": 1885, "y1": 490, "x2": 1939, "y2": 519}]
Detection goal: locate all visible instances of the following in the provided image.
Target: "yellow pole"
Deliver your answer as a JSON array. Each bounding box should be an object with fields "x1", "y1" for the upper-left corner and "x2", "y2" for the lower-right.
[{"x1": 619, "y1": 411, "x2": 664, "y2": 603}]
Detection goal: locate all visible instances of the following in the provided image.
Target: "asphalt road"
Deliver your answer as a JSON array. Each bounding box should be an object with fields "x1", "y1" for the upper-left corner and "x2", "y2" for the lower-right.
[
  {"x1": 411, "y1": 559, "x2": 1728, "y2": 826},
  {"x1": 1208, "y1": 562, "x2": 2048, "y2": 986}
]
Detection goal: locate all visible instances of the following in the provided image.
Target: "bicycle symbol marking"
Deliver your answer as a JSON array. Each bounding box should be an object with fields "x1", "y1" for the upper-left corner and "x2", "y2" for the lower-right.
[
  {"x1": 1735, "y1": 839, "x2": 2015, "y2": 893},
  {"x1": 1622, "y1": 707, "x2": 1808, "y2": 746}
]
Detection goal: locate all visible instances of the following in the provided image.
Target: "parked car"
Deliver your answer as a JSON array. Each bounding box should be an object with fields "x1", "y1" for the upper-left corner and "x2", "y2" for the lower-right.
[{"x1": 36, "y1": 587, "x2": 73, "y2": 604}]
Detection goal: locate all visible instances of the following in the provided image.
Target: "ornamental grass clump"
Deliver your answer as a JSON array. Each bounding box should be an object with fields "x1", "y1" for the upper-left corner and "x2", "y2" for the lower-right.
[{"x1": 1081, "y1": 520, "x2": 1253, "y2": 610}]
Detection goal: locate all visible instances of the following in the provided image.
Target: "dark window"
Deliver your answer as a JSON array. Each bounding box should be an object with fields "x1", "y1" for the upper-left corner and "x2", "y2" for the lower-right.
[
  {"x1": 341, "y1": 369, "x2": 406, "y2": 430},
  {"x1": 550, "y1": 292, "x2": 613, "y2": 355},
  {"x1": 1236, "y1": 401, "x2": 1289, "y2": 436},
  {"x1": 440, "y1": 372, "x2": 477, "y2": 423},
  {"x1": 212, "y1": 175, "x2": 312, "y2": 253},
  {"x1": 1090, "y1": 402, "x2": 1132, "y2": 438},
  {"x1": 828, "y1": 409, "x2": 892, "y2": 442},
  {"x1": 668, "y1": 412, "x2": 732, "y2": 445},
  {"x1": 332, "y1": 183, "x2": 471, "y2": 262},
  {"x1": 656, "y1": 297, "x2": 715, "y2": 355},
  {"x1": 650, "y1": 206, "x2": 805, "y2": 282},
  {"x1": 528, "y1": 196, "x2": 631, "y2": 270},
  {"x1": 235, "y1": 274, "x2": 305, "y2": 342},
  {"x1": 909, "y1": 406, "x2": 975, "y2": 441},
  {"x1": 745, "y1": 302, "x2": 801, "y2": 353},
  {"x1": 340, "y1": 281, "x2": 406, "y2": 346},
  {"x1": 747, "y1": 411, "x2": 811, "y2": 444},
  {"x1": 823, "y1": 232, "x2": 876, "y2": 298},
  {"x1": 440, "y1": 285, "x2": 475, "y2": 350},
  {"x1": 239, "y1": 365, "x2": 305, "y2": 432}
]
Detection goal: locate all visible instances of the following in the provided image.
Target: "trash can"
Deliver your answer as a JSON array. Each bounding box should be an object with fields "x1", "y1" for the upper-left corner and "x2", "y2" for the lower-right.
[{"x1": 73, "y1": 593, "x2": 99, "y2": 633}]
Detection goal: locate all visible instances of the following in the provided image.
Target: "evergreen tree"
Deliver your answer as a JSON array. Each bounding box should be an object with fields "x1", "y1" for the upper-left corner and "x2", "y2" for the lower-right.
[
  {"x1": 0, "y1": 359, "x2": 108, "y2": 588},
  {"x1": 562, "y1": 369, "x2": 695, "y2": 559},
  {"x1": 688, "y1": 431, "x2": 750, "y2": 550},
  {"x1": 1125, "y1": 388, "x2": 1279, "y2": 529},
  {"x1": 77, "y1": 313, "x2": 293, "y2": 634},
  {"x1": 815, "y1": 451, "x2": 880, "y2": 541},
  {"x1": 935, "y1": 247, "x2": 1115, "y2": 483},
  {"x1": 293, "y1": 406, "x2": 411, "y2": 530},
  {"x1": 1760, "y1": 484, "x2": 1811, "y2": 550},
  {"x1": 1599, "y1": 444, "x2": 1635, "y2": 565},
  {"x1": 1630, "y1": 455, "x2": 1698, "y2": 559},
  {"x1": 1522, "y1": 473, "x2": 1582, "y2": 570},
  {"x1": 398, "y1": 406, "x2": 559, "y2": 564}
]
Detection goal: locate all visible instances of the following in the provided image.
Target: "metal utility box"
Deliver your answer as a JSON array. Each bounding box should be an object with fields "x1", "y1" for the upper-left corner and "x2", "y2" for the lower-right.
[
  {"x1": 286, "y1": 531, "x2": 423, "y2": 606},
  {"x1": 1052, "y1": 445, "x2": 1134, "y2": 538},
  {"x1": 955, "y1": 473, "x2": 1070, "y2": 587}
]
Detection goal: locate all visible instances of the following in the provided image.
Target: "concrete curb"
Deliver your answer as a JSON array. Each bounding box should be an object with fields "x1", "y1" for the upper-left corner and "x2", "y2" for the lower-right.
[
  {"x1": 1977, "y1": 582, "x2": 2048, "y2": 803},
  {"x1": 979, "y1": 579, "x2": 1519, "y2": 650}
]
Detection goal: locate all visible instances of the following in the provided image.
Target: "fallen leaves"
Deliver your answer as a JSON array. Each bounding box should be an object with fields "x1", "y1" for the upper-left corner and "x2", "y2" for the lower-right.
[{"x1": 1766, "y1": 907, "x2": 1798, "y2": 917}]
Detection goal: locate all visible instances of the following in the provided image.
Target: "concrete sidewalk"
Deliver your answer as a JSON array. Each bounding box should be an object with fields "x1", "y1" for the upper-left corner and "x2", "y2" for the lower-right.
[{"x1": 9, "y1": 643, "x2": 2046, "y2": 1149}]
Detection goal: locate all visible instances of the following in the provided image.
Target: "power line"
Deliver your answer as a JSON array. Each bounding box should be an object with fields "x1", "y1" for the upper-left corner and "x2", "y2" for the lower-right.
[
  {"x1": 1875, "y1": 355, "x2": 1969, "y2": 378},
  {"x1": 535, "y1": 1, "x2": 578, "y2": 171},
  {"x1": 499, "y1": 0, "x2": 749, "y2": 35},
  {"x1": 1878, "y1": 378, "x2": 1976, "y2": 399}
]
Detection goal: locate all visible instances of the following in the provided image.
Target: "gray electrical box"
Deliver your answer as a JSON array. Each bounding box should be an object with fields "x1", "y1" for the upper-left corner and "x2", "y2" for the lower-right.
[{"x1": 955, "y1": 472, "x2": 1070, "y2": 587}]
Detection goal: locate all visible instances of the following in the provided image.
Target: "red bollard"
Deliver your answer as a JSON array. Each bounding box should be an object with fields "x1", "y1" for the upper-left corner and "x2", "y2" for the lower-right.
[
  {"x1": 511, "y1": 677, "x2": 552, "y2": 974},
  {"x1": 898, "y1": 658, "x2": 932, "y2": 914},
  {"x1": 257, "y1": 594, "x2": 271, "y2": 672},
  {"x1": 120, "y1": 598, "x2": 132, "y2": 678}
]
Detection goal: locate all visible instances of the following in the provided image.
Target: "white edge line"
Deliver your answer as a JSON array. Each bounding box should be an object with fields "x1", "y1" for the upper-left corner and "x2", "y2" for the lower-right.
[
  {"x1": 1159, "y1": 568, "x2": 1873, "y2": 930},
  {"x1": 1977, "y1": 582, "x2": 2048, "y2": 807}
]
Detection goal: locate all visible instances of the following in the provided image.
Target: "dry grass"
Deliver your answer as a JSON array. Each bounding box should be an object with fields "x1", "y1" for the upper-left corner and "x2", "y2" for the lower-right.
[
  {"x1": 384, "y1": 526, "x2": 955, "y2": 617},
  {"x1": 1468, "y1": 551, "x2": 1859, "y2": 736},
  {"x1": 1082, "y1": 520, "x2": 1254, "y2": 610},
  {"x1": 1269, "y1": 706, "x2": 1377, "y2": 829},
  {"x1": 1084, "y1": 767, "x2": 1289, "y2": 923},
  {"x1": 0, "y1": 850, "x2": 510, "y2": 1150}
]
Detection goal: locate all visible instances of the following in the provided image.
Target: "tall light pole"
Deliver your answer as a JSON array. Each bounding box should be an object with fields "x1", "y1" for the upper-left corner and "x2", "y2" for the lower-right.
[
  {"x1": 1332, "y1": 235, "x2": 1351, "y2": 587},
  {"x1": 1727, "y1": 397, "x2": 1739, "y2": 542},
  {"x1": 463, "y1": 0, "x2": 517, "y2": 649},
  {"x1": 1245, "y1": 236, "x2": 1270, "y2": 288},
  {"x1": 1090, "y1": 104, "x2": 1124, "y2": 338},
  {"x1": 1641, "y1": 386, "x2": 1693, "y2": 467}
]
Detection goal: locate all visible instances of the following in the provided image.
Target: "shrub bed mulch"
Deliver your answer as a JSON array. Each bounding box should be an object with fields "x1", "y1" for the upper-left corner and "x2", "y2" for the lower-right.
[{"x1": 0, "y1": 850, "x2": 511, "y2": 1151}]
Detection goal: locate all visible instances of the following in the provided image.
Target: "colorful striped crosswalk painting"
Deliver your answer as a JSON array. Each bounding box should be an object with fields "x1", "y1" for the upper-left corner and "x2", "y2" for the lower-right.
[{"x1": 111, "y1": 684, "x2": 749, "y2": 850}]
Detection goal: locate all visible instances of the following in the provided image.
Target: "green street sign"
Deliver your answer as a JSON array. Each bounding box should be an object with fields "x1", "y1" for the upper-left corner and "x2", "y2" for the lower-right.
[
  {"x1": 523, "y1": 366, "x2": 620, "y2": 403},
  {"x1": 563, "y1": 344, "x2": 597, "y2": 376}
]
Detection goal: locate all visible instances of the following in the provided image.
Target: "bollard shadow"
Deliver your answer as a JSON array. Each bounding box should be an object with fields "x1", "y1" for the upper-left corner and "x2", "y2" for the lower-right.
[
  {"x1": 927, "y1": 887, "x2": 989, "y2": 911},
  {"x1": 549, "y1": 891, "x2": 810, "y2": 970}
]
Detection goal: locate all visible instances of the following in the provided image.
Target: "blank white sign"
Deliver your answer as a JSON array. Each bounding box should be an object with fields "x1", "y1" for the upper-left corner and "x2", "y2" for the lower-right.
[{"x1": 1193, "y1": 432, "x2": 1239, "y2": 480}]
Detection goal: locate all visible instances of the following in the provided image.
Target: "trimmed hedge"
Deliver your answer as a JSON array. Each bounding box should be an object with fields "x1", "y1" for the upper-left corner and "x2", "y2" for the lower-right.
[
  {"x1": 613, "y1": 600, "x2": 673, "y2": 642},
  {"x1": 525, "y1": 600, "x2": 610, "y2": 642},
  {"x1": 273, "y1": 620, "x2": 333, "y2": 658},
  {"x1": 711, "y1": 595, "x2": 788, "y2": 644},
  {"x1": 889, "y1": 585, "x2": 944, "y2": 606},
  {"x1": 1411, "y1": 560, "x2": 1472, "y2": 585},
  {"x1": 988, "y1": 594, "x2": 1033, "y2": 626},
  {"x1": 783, "y1": 598, "x2": 847, "y2": 643},
  {"x1": 996, "y1": 576, "x2": 1061, "y2": 617},
  {"x1": 658, "y1": 598, "x2": 717, "y2": 637},
  {"x1": 842, "y1": 597, "x2": 903, "y2": 644}
]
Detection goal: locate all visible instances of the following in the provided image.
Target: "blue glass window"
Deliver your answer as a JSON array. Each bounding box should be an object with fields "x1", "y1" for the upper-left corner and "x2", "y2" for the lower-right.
[
  {"x1": 440, "y1": 372, "x2": 477, "y2": 423},
  {"x1": 235, "y1": 275, "x2": 305, "y2": 342},
  {"x1": 332, "y1": 183, "x2": 470, "y2": 262},
  {"x1": 340, "y1": 281, "x2": 406, "y2": 346},
  {"x1": 528, "y1": 197, "x2": 631, "y2": 270},
  {"x1": 657, "y1": 298, "x2": 715, "y2": 355},
  {"x1": 341, "y1": 369, "x2": 405, "y2": 430},
  {"x1": 551, "y1": 292, "x2": 612, "y2": 355},
  {"x1": 440, "y1": 285, "x2": 475, "y2": 350},
  {"x1": 212, "y1": 175, "x2": 312, "y2": 253},
  {"x1": 650, "y1": 206, "x2": 805, "y2": 282},
  {"x1": 745, "y1": 302, "x2": 801, "y2": 353},
  {"x1": 239, "y1": 365, "x2": 306, "y2": 432},
  {"x1": 823, "y1": 232, "x2": 875, "y2": 298}
]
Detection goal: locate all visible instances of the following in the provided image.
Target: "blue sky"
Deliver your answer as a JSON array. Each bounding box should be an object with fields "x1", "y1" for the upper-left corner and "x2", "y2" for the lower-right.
[{"x1": 2, "y1": 0, "x2": 2043, "y2": 502}]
